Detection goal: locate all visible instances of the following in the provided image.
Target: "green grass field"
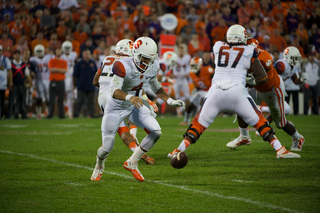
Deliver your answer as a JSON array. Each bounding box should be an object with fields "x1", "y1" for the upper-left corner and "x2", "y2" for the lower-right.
[{"x1": 1, "y1": 115, "x2": 319, "y2": 213}]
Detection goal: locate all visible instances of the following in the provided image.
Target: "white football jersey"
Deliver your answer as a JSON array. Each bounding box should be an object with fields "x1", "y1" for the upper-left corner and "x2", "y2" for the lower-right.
[
  {"x1": 61, "y1": 52, "x2": 77, "y2": 78},
  {"x1": 173, "y1": 54, "x2": 191, "y2": 81},
  {"x1": 213, "y1": 41, "x2": 256, "y2": 86},
  {"x1": 274, "y1": 58, "x2": 301, "y2": 90},
  {"x1": 274, "y1": 59, "x2": 301, "y2": 81},
  {"x1": 109, "y1": 57, "x2": 160, "y2": 107},
  {"x1": 30, "y1": 54, "x2": 54, "y2": 81},
  {"x1": 98, "y1": 55, "x2": 123, "y2": 93}
]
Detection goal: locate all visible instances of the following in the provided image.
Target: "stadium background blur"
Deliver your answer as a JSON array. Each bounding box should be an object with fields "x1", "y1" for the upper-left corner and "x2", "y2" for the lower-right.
[{"x1": 1, "y1": 0, "x2": 319, "y2": 117}]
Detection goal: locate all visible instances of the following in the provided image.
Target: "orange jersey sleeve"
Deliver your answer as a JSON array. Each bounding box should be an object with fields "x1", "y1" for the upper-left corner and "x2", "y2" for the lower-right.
[{"x1": 254, "y1": 50, "x2": 280, "y2": 92}]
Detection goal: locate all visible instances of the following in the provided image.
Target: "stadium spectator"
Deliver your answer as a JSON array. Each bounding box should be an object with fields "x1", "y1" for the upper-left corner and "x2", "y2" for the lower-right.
[
  {"x1": 40, "y1": 7, "x2": 56, "y2": 36},
  {"x1": 48, "y1": 32, "x2": 61, "y2": 53},
  {"x1": 0, "y1": 31, "x2": 14, "y2": 58},
  {"x1": 31, "y1": 31, "x2": 49, "y2": 52},
  {"x1": 303, "y1": 52, "x2": 319, "y2": 115},
  {"x1": 7, "y1": 50, "x2": 32, "y2": 119},
  {"x1": 47, "y1": 47, "x2": 67, "y2": 119},
  {"x1": 0, "y1": 45, "x2": 12, "y2": 119},
  {"x1": 73, "y1": 49, "x2": 97, "y2": 118}
]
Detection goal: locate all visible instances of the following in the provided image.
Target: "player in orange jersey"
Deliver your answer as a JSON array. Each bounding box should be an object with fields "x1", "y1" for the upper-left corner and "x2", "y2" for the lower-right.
[{"x1": 227, "y1": 39, "x2": 305, "y2": 152}]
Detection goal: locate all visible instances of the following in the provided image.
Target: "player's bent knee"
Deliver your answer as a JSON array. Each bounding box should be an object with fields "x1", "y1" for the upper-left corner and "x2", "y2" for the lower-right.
[
  {"x1": 150, "y1": 130, "x2": 162, "y2": 142},
  {"x1": 256, "y1": 122, "x2": 275, "y2": 141}
]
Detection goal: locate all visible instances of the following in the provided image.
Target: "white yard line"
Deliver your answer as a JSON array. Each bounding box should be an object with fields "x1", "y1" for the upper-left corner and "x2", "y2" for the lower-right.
[{"x1": 0, "y1": 150, "x2": 302, "y2": 213}]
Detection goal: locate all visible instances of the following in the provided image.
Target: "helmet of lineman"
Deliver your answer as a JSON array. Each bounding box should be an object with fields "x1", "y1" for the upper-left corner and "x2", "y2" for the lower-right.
[
  {"x1": 133, "y1": 37, "x2": 158, "y2": 72},
  {"x1": 226, "y1": 24, "x2": 247, "y2": 45},
  {"x1": 190, "y1": 57, "x2": 203, "y2": 73},
  {"x1": 115, "y1": 39, "x2": 134, "y2": 56},
  {"x1": 163, "y1": 51, "x2": 178, "y2": 69},
  {"x1": 283, "y1": 46, "x2": 302, "y2": 66},
  {"x1": 34, "y1": 44, "x2": 45, "y2": 58},
  {"x1": 62, "y1": 41, "x2": 73, "y2": 54}
]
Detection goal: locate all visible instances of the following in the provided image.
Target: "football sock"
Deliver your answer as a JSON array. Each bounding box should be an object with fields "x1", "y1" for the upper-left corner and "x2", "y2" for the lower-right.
[
  {"x1": 240, "y1": 127, "x2": 250, "y2": 138},
  {"x1": 129, "y1": 142, "x2": 138, "y2": 152},
  {"x1": 291, "y1": 131, "x2": 300, "y2": 140},
  {"x1": 178, "y1": 139, "x2": 191, "y2": 152},
  {"x1": 270, "y1": 138, "x2": 282, "y2": 151},
  {"x1": 128, "y1": 147, "x2": 145, "y2": 162},
  {"x1": 129, "y1": 125, "x2": 137, "y2": 138}
]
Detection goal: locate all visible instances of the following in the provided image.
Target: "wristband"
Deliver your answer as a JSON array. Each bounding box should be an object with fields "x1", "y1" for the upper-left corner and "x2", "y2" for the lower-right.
[
  {"x1": 167, "y1": 97, "x2": 173, "y2": 105},
  {"x1": 125, "y1": 94, "x2": 133, "y2": 101}
]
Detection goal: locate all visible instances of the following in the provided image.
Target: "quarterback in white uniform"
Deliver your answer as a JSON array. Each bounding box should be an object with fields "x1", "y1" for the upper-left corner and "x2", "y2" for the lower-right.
[
  {"x1": 61, "y1": 41, "x2": 77, "y2": 118},
  {"x1": 91, "y1": 39, "x2": 156, "y2": 181},
  {"x1": 30, "y1": 44, "x2": 54, "y2": 118},
  {"x1": 93, "y1": 37, "x2": 185, "y2": 182},
  {"x1": 173, "y1": 25, "x2": 300, "y2": 159}
]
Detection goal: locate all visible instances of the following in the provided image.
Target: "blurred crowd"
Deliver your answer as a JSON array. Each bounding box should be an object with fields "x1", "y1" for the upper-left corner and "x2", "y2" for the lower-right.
[{"x1": 0, "y1": 0, "x2": 319, "y2": 119}]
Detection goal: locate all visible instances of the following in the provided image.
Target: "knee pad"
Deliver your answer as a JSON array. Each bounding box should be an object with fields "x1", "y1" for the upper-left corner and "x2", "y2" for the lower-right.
[
  {"x1": 183, "y1": 122, "x2": 206, "y2": 144},
  {"x1": 150, "y1": 130, "x2": 162, "y2": 143},
  {"x1": 101, "y1": 134, "x2": 115, "y2": 153},
  {"x1": 256, "y1": 122, "x2": 275, "y2": 141}
]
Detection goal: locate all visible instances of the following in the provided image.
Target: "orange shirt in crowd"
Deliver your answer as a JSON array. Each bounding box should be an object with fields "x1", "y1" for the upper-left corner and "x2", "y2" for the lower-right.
[
  {"x1": 269, "y1": 35, "x2": 287, "y2": 52},
  {"x1": 31, "y1": 39, "x2": 49, "y2": 52},
  {"x1": 73, "y1": 31, "x2": 88, "y2": 45},
  {"x1": 72, "y1": 40, "x2": 81, "y2": 56},
  {"x1": 48, "y1": 57, "x2": 68, "y2": 81},
  {"x1": 210, "y1": 25, "x2": 228, "y2": 44}
]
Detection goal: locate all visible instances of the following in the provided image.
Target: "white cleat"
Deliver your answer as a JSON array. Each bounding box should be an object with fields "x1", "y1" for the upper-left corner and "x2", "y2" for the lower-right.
[
  {"x1": 226, "y1": 136, "x2": 252, "y2": 149},
  {"x1": 91, "y1": 156, "x2": 106, "y2": 181},
  {"x1": 277, "y1": 146, "x2": 301, "y2": 158},
  {"x1": 123, "y1": 160, "x2": 145, "y2": 182},
  {"x1": 290, "y1": 135, "x2": 305, "y2": 151}
]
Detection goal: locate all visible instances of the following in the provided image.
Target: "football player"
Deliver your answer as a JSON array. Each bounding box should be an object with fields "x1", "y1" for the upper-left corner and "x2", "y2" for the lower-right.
[
  {"x1": 156, "y1": 51, "x2": 178, "y2": 114},
  {"x1": 171, "y1": 25, "x2": 300, "y2": 159},
  {"x1": 91, "y1": 39, "x2": 157, "y2": 181},
  {"x1": 61, "y1": 41, "x2": 78, "y2": 119},
  {"x1": 30, "y1": 44, "x2": 54, "y2": 119},
  {"x1": 273, "y1": 46, "x2": 306, "y2": 150},
  {"x1": 93, "y1": 37, "x2": 185, "y2": 182},
  {"x1": 226, "y1": 39, "x2": 305, "y2": 152},
  {"x1": 173, "y1": 45, "x2": 191, "y2": 117}
]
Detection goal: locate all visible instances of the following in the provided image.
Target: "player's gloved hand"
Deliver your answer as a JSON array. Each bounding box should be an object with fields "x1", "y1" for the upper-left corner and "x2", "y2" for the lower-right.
[
  {"x1": 167, "y1": 98, "x2": 185, "y2": 110},
  {"x1": 167, "y1": 78, "x2": 176, "y2": 84},
  {"x1": 300, "y1": 72, "x2": 308, "y2": 83},
  {"x1": 141, "y1": 94, "x2": 158, "y2": 112},
  {"x1": 246, "y1": 73, "x2": 256, "y2": 87}
]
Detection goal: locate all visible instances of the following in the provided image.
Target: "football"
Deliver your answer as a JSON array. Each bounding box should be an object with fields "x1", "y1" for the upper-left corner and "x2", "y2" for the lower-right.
[{"x1": 171, "y1": 152, "x2": 188, "y2": 169}]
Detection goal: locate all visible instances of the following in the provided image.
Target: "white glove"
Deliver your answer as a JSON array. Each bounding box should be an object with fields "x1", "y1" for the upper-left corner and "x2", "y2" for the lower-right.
[
  {"x1": 246, "y1": 73, "x2": 256, "y2": 87},
  {"x1": 300, "y1": 72, "x2": 308, "y2": 82},
  {"x1": 167, "y1": 98, "x2": 185, "y2": 110}
]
